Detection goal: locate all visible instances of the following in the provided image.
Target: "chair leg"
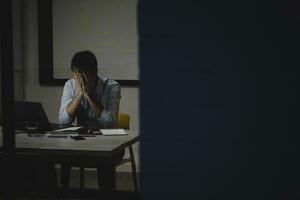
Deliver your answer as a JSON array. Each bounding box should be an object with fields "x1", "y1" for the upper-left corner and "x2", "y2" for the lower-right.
[
  {"x1": 129, "y1": 146, "x2": 138, "y2": 191},
  {"x1": 61, "y1": 163, "x2": 71, "y2": 189},
  {"x1": 80, "y1": 167, "x2": 85, "y2": 189},
  {"x1": 97, "y1": 165, "x2": 116, "y2": 192},
  {"x1": 60, "y1": 163, "x2": 71, "y2": 200}
]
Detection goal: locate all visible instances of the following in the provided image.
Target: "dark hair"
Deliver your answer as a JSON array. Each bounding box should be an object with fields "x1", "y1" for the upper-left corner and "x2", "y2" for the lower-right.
[{"x1": 71, "y1": 50, "x2": 98, "y2": 74}]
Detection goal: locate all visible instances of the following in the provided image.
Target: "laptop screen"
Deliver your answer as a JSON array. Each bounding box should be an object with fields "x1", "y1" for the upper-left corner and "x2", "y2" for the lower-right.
[{"x1": 14, "y1": 101, "x2": 51, "y2": 131}]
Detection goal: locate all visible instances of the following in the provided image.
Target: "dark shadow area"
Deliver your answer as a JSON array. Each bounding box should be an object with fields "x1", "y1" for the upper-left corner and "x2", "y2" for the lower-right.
[{"x1": 139, "y1": 0, "x2": 300, "y2": 199}]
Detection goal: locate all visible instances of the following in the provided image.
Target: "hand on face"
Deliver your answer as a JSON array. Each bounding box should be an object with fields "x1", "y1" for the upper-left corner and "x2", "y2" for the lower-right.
[
  {"x1": 74, "y1": 72, "x2": 94, "y2": 97},
  {"x1": 74, "y1": 72, "x2": 83, "y2": 97}
]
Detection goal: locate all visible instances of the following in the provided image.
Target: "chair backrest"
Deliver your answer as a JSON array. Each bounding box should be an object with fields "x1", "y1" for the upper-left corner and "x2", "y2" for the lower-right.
[{"x1": 117, "y1": 113, "x2": 130, "y2": 129}]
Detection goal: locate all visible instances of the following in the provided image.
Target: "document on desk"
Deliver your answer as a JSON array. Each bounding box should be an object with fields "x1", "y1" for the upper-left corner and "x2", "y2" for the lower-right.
[
  {"x1": 53, "y1": 126, "x2": 83, "y2": 132},
  {"x1": 100, "y1": 129, "x2": 128, "y2": 136}
]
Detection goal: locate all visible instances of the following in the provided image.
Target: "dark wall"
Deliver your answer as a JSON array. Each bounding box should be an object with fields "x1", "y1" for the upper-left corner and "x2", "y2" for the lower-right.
[{"x1": 139, "y1": 1, "x2": 300, "y2": 199}]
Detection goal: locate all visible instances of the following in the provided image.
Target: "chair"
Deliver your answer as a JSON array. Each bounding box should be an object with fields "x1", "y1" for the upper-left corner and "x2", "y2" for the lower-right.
[
  {"x1": 116, "y1": 113, "x2": 138, "y2": 191},
  {"x1": 78, "y1": 113, "x2": 138, "y2": 191},
  {"x1": 117, "y1": 113, "x2": 130, "y2": 129}
]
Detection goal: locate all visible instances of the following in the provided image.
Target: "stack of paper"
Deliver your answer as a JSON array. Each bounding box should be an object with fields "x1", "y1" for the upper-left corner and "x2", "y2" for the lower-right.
[
  {"x1": 53, "y1": 126, "x2": 83, "y2": 132},
  {"x1": 100, "y1": 129, "x2": 128, "y2": 136}
]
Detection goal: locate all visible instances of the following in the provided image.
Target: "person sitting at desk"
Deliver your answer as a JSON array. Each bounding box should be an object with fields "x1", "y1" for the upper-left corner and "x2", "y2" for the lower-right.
[
  {"x1": 58, "y1": 50, "x2": 123, "y2": 189},
  {"x1": 58, "y1": 50, "x2": 121, "y2": 128}
]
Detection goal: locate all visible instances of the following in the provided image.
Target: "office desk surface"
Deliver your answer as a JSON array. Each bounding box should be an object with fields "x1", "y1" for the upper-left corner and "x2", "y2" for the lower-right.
[{"x1": 0, "y1": 130, "x2": 139, "y2": 157}]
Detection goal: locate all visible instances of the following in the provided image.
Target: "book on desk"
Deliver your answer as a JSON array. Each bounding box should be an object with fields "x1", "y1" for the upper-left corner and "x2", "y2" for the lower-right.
[{"x1": 46, "y1": 127, "x2": 128, "y2": 138}]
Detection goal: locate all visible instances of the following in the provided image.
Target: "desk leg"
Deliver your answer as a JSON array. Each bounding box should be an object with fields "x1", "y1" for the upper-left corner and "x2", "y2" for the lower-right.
[
  {"x1": 61, "y1": 163, "x2": 71, "y2": 189},
  {"x1": 97, "y1": 164, "x2": 116, "y2": 192}
]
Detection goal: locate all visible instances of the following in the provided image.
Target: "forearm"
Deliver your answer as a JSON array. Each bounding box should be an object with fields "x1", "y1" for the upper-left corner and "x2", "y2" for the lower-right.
[
  {"x1": 97, "y1": 97, "x2": 120, "y2": 128},
  {"x1": 85, "y1": 94, "x2": 103, "y2": 118},
  {"x1": 66, "y1": 94, "x2": 82, "y2": 118}
]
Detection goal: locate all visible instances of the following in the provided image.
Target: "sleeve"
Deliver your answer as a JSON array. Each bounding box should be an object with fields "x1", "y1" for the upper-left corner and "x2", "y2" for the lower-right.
[
  {"x1": 58, "y1": 80, "x2": 75, "y2": 125},
  {"x1": 97, "y1": 82, "x2": 121, "y2": 128}
]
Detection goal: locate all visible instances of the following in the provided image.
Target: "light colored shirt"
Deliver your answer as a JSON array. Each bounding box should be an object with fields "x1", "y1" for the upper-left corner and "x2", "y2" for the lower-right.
[{"x1": 58, "y1": 75, "x2": 121, "y2": 128}]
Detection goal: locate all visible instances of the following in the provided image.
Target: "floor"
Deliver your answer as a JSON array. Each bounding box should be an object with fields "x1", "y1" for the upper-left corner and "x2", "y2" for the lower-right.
[
  {"x1": 0, "y1": 167, "x2": 139, "y2": 199},
  {"x1": 66, "y1": 167, "x2": 138, "y2": 191}
]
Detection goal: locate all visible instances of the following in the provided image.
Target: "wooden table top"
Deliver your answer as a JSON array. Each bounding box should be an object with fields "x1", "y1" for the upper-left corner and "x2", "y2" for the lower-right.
[{"x1": 0, "y1": 130, "x2": 139, "y2": 157}]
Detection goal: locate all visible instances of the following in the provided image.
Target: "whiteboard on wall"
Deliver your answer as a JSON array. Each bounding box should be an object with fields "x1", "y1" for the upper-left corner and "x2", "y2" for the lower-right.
[
  {"x1": 53, "y1": 0, "x2": 138, "y2": 80},
  {"x1": 37, "y1": 0, "x2": 139, "y2": 86}
]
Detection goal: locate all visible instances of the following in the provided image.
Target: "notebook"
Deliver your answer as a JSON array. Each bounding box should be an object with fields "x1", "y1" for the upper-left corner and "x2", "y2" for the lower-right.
[{"x1": 100, "y1": 129, "x2": 128, "y2": 136}]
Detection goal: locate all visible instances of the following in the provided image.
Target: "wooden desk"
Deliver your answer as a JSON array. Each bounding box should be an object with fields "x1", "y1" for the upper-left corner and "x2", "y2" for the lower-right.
[{"x1": 0, "y1": 130, "x2": 139, "y2": 192}]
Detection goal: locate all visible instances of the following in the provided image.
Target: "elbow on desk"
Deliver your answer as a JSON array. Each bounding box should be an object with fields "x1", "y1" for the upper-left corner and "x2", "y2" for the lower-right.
[
  {"x1": 97, "y1": 111, "x2": 117, "y2": 129},
  {"x1": 58, "y1": 112, "x2": 73, "y2": 125},
  {"x1": 100, "y1": 118, "x2": 117, "y2": 129}
]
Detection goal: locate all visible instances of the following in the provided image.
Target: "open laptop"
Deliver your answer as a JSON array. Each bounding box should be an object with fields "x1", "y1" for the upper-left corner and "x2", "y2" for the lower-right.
[{"x1": 14, "y1": 101, "x2": 67, "y2": 133}]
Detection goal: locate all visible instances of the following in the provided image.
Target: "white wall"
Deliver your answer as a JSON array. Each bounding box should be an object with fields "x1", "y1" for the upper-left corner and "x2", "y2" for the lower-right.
[
  {"x1": 20, "y1": 0, "x2": 139, "y2": 172},
  {"x1": 52, "y1": 0, "x2": 138, "y2": 80}
]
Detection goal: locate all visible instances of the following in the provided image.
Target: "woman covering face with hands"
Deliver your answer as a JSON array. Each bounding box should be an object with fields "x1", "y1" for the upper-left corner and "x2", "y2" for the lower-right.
[{"x1": 58, "y1": 51, "x2": 121, "y2": 129}]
